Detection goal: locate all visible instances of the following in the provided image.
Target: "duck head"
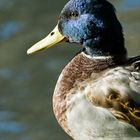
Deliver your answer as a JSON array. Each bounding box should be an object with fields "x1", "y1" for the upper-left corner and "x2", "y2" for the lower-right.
[{"x1": 27, "y1": 0, "x2": 127, "y2": 57}]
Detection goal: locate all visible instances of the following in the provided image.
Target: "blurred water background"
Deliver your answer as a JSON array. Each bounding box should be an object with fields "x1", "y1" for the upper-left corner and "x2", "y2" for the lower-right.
[{"x1": 0, "y1": 0, "x2": 140, "y2": 140}]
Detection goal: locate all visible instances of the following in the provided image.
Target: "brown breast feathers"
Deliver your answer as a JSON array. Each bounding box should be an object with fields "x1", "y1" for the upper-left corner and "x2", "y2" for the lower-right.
[{"x1": 53, "y1": 52, "x2": 127, "y2": 136}]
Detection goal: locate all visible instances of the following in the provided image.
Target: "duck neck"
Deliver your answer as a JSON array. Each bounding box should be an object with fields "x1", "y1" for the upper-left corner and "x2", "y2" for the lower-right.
[
  {"x1": 82, "y1": 20, "x2": 127, "y2": 57},
  {"x1": 83, "y1": 34, "x2": 127, "y2": 57},
  {"x1": 83, "y1": 43, "x2": 127, "y2": 58}
]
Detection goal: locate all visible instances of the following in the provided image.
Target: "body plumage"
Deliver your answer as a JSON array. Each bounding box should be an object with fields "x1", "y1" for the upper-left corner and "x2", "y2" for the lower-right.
[{"x1": 53, "y1": 53, "x2": 140, "y2": 139}]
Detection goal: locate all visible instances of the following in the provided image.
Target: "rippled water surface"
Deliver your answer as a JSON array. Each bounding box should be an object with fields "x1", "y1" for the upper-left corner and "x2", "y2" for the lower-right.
[{"x1": 0, "y1": 0, "x2": 140, "y2": 140}]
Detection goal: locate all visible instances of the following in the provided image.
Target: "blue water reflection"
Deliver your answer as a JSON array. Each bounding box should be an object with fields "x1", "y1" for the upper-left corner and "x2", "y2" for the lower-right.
[
  {"x1": 0, "y1": 69, "x2": 13, "y2": 80},
  {"x1": 0, "y1": 111, "x2": 26, "y2": 133},
  {"x1": 119, "y1": 0, "x2": 140, "y2": 11},
  {"x1": 0, "y1": 121, "x2": 26, "y2": 133},
  {"x1": 0, "y1": 21, "x2": 22, "y2": 39}
]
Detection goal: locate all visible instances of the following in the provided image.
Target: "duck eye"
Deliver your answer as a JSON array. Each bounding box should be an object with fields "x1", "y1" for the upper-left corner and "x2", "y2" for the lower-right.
[{"x1": 70, "y1": 11, "x2": 79, "y2": 18}]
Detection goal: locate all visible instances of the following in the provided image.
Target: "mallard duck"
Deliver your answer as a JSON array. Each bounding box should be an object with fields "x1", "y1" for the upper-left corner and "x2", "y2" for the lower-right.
[{"x1": 27, "y1": 0, "x2": 140, "y2": 139}]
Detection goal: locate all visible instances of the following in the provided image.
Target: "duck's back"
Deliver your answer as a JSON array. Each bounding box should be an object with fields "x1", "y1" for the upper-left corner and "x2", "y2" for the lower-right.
[{"x1": 53, "y1": 53, "x2": 140, "y2": 140}]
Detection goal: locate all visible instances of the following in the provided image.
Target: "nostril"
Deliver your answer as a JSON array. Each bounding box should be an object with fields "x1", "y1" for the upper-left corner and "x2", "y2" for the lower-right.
[{"x1": 51, "y1": 32, "x2": 55, "y2": 36}]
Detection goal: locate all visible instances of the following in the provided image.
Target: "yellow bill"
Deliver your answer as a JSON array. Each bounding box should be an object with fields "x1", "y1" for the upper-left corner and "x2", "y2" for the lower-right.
[{"x1": 27, "y1": 25, "x2": 66, "y2": 55}]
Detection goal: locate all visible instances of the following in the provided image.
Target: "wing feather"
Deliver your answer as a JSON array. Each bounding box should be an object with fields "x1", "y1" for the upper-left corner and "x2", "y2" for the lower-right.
[{"x1": 87, "y1": 56, "x2": 140, "y2": 131}]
